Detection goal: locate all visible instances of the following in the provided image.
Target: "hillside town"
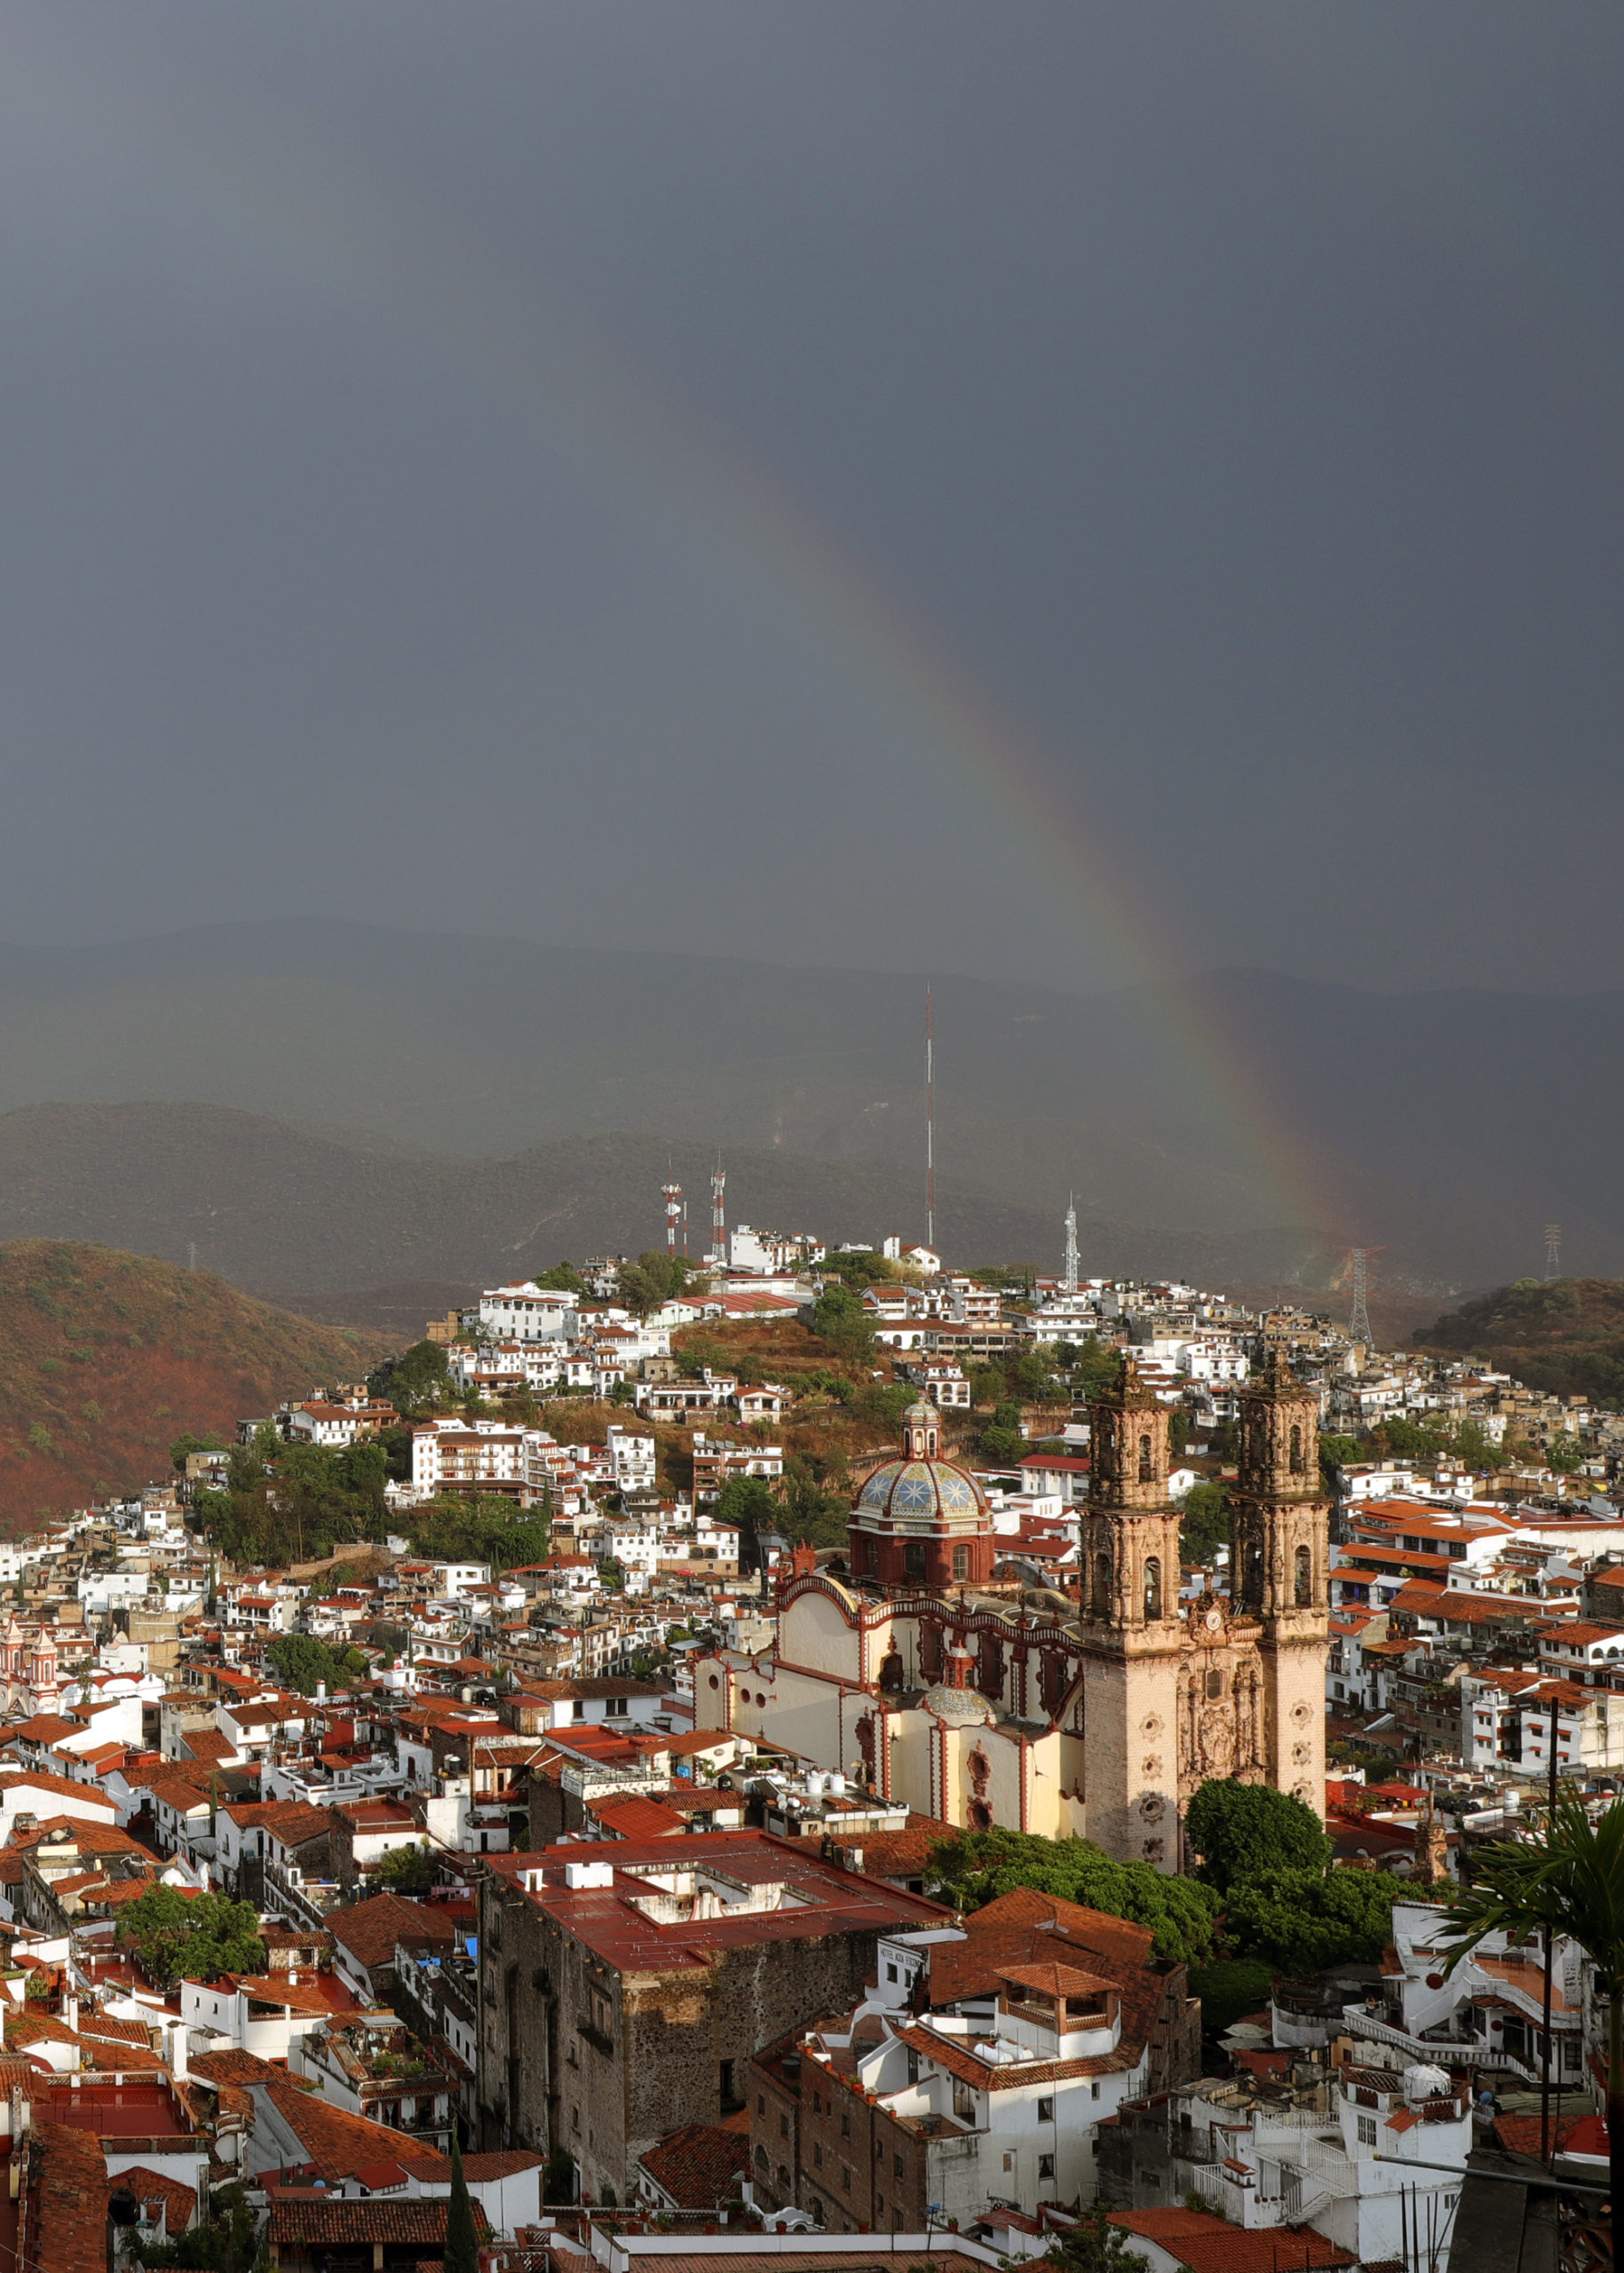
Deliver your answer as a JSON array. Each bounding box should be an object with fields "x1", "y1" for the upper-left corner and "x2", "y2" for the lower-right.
[{"x1": 1, "y1": 1216, "x2": 1620, "y2": 2271}]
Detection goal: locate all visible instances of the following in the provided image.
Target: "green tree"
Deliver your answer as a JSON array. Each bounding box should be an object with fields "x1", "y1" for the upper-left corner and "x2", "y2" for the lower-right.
[
  {"x1": 925, "y1": 1827, "x2": 1218, "y2": 1966},
  {"x1": 978, "y1": 1400, "x2": 1026, "y2": 1466},
  {"x1": 804, "y1": 1281, "x2": 876, "y2": 1362},
  {"x1": 1039, "y1": 2206, "x2": 1150, "y2": 2273},
  {"x1": 1224, "y1": 1865, "x2": 1424, "y2": 1975},
  {"x1": 1319, "y1": 1433, "x2": 1363, "y2": 1473},
  {"x1": 169, "y1": 1431, "x2": 222, "y2": 1473},
  {"x1": 969, "y1": 1365, "x2": 1006, "y2": 1408},
  {"x1": 376, "y1": 1841, "x2": 438, "y2": 1895},
  {"x1": 780, "y1": 1458, "x2": 851, "y2": 1548},
  {"x1": 1546, "y1": 1431, "x2": 1586, "y2": 1475},
  {"x1": 117, "y1": 1888, "x2": 265, "y2": 1986},
  {"x1": 1186, "y1": 1958, "x2": 1279, "y2": 2035},
  {"x1": 535, "y1": 1262, "x2": 587, "y2": 1294},
  {"x1": 1184, "y1": 1779, "x2": 1332, "y2": 1894},
  {"x1": 127, "y1": 2181, "x2": 257, "y2": 2271},
  {"x1": 1072, "y1": 1335, "x2": 1121, "y2": 1396},
  {"x1": 818, "y1": 1250, "x2": 895, "y2": 1289},
  {"x1": 266, "y1": 1634, "x2": 369, "y2": 1697},
  {"x1": 1177, "y1": 1480, "x2": 1229, "y2": 1564},
  {"x1": 367, "y1": 1339, "x2": 456, "y2": 1418},
  {"x1": 1439, "y1": 1793, "x2": 1624, "y2": 2214},
  {"x1": 443, "y1": 2131, "x2": 480, "y2": 2273}
]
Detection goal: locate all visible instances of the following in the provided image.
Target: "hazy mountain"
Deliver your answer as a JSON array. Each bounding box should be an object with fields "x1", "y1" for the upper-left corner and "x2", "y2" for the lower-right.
[
  {"x1": 0, "y1": 1241, "x2": 391, "y2": 1531},
  {"x1": 0, "y1": 1104, "x2": 1336, "y2": 1303},
  {"x1": 0, "y1": 921, "x2": 1610, "y2": 1289}
]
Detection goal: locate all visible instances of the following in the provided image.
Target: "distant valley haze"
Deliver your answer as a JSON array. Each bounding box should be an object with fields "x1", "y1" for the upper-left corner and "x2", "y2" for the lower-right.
[{"x1": 0, "y1": 920, "x2": 1611, "y2": 1307}]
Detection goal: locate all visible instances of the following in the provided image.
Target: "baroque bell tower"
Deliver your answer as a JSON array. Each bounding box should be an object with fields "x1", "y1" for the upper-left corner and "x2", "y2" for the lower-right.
[
  {"x1": 1078, "y1": 1357, "x2": 1185, "y2": 1869},
  {"x1": 1230, "y1": 1352, "x2": 1329, "y2": 1816}
]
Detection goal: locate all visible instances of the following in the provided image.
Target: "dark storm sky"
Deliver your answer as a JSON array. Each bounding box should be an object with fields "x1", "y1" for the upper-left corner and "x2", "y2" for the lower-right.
[{"x1": 1, "y1": 4, "x2": 1620, "y2": 994}]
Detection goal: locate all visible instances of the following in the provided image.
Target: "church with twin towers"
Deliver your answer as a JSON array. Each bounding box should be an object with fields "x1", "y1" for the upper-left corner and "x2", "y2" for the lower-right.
[{"x1": 696, "y1": 1350, "x2": 1329, "y2": 1870}]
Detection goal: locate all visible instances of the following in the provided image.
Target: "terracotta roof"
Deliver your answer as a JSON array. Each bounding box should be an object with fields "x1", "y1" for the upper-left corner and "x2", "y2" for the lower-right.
[
  {"x1": 638, "y1": 2121, "x2": 752, "y2": 2208},
  {"x1": 327, "y1": 1891, "x2": 461, "y2": 1969},
  {"x1": 24, "y1": 2121, "x2": 110, "y2": 2273},
  {"x1": 266, "y1": 2198, "x2": 488, "y2": 2246},
  {"x1": 1109, "y1": 2209, "x2": 1355, "y2": 2273},
  {"x1": 461, "y1": 2150, "x2": 546, "y2": 2179},
  {"x1": 258, "y1": 2076, "x2": 451, "y2": 2182},
  {"x1": 108, "y1": 2166, "x2": 196, "y2": 2233},
  {"x1": 190, "y1": 2047, "x2": 285, "y2": 2086}
]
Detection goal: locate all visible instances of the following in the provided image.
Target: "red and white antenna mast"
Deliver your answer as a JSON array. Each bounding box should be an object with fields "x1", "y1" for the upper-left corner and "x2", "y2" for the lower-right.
[
  {"x1": 662, "y1": 1176, "x2": 683, "y2": 1257},
  {"x1": 925, "y1": 987, "x2": 935, "y2": 1252},
  {"x1": 710, "y1": 1157, "x2": 727, "y2": 1266}
]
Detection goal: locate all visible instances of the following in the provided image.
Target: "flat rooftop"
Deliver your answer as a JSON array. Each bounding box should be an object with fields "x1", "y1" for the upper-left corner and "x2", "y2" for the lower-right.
[{"x1": 486, "y1": 1831, "x2": 948, "y2": 1972}]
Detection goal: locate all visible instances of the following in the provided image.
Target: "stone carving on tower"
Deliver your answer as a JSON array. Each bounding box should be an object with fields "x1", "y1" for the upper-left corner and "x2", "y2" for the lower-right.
[{"x1": 1227, "y1": 1350, "x2": 1331, "y2": 1813}]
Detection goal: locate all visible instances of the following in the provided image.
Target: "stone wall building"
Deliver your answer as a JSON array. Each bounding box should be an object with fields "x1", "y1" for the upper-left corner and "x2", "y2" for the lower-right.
[{"x1": 474, "y1": 1830, "x2": 947, "y2": 2203}]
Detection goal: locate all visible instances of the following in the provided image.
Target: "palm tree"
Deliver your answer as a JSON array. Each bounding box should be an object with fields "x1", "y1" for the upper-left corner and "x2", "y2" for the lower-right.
[{"x1": 1438, "y1": 1791, "x2": 1624, "y2": 2216}]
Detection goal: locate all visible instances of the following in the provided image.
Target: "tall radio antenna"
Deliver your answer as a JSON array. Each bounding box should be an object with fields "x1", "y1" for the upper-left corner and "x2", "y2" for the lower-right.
[
  {"x1": 662, "y1": 1174, "x2": 683, "y2": 1258},
  {"x1": 1342, "y1": 1245, "x2": 1380, "y2": 1348},
  {"x1": 711, "y1": 1157, "x2": 727, "y2": 1267},
  {"x1": 1544, "y1": 1223, "x2": 1562, "y2": 1281},
  {"x1": 925, "y1": 987, "x2": 935, "y2": 1252},
  {"x1": 1063, "y1": 1195, "x2": 1079, "y2": 1296}
]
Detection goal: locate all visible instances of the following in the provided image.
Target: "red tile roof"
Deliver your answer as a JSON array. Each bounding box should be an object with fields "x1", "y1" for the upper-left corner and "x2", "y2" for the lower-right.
[
  {"x1": 266, "y1": 2198, "x2": 489, "y2": 2247},
  {"x1": 258, "y1": 2076, "x2": 450, "y2": 2182},
  {"x1": 24, "y1": 2121, "x2": 110, "y2": 2273},
  {"x1": 637, "y1": 2122, "x2": 752, "y2": 2208},
  {"x1": 1110, "y1": 2209, "x2": 1354, "y2": 2273}
]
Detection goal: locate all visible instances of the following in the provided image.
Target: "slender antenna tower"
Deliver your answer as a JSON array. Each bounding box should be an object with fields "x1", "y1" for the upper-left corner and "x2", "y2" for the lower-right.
[
  {"x1": 1544, "y1": 1223, "x2": 1562, "y2": 1281},
  {"x1": 1346, "y1": 1247, "x2": 1374, "y2": 1346},
  {"x1": 925, "y1": 987, "x2": 935, "y2": 1251},
  {"x1": 1063, "y1": 1194, "x2": 1079, "y2": 1295},
  {"x1": 710, "y1": 1157, "x2": 726, "y2": 1265},
  {"x1": 662, "y1": 1176, "x2": 683, "y2": 1257}
]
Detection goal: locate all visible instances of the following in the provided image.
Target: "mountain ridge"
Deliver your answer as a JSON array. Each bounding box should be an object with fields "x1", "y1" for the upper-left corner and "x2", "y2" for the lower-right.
[{"x1": 0, "y1": 921, "x2": 1608, "y2": 1286}]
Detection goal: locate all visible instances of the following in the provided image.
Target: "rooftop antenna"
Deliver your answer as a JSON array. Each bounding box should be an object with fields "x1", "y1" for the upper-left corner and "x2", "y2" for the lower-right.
[
  {"x1": 661, "y1": 1175, "x2": 683, "y2": 1258},
  {"x1": 1544, "y1": 1222, "x2": 1562, "y2": 1281},
  {"x1": 925, "y1": 987, "x2": 935, "y2": 1252},
  {"x1": 710, "y1": 1156, "x2": 726, "y2": 1266},
  {"x1": 1063, "y1": 1194, "x2": 1079, "y2": 1296}
]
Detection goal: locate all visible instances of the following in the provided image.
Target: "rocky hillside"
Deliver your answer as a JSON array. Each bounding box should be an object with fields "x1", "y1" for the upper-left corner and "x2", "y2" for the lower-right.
[
  {"x1": 1414, "y1": 1278, "x2": 1624, "y2": 1406},
  {"x1": 0, "y1": 1242, "x2": 394, "y2": 1532}
]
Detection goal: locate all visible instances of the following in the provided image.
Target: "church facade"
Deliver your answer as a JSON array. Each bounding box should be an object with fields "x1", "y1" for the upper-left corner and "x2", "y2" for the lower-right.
[{"x1": 693, "y1": 1355, "x2": 1327, "y2": 1870}]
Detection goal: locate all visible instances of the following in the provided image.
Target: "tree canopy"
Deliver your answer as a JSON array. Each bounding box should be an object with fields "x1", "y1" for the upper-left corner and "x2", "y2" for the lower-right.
[
  {"x1": 1184, "y1": 1778, "x2": 1333, "y2": 1893},
  {"x1": 1223, "y1": 1865, "x2": 1421, "y2": 1976},
  {"x1": 367, "y1": 1337, "x2": 455, "y2": 1418},
  {"x1": 803, "y1": 1281, "x2": 876, "y2": 1361},
  {"x1": 925, "y1": 1827, "x2": 1219, "y2": 1966},
  {"x1": 1177, "y1": 1479, "x2": 1229, "y2": 1564},
  {"x1": 266, "y1": 1633, "x2": 370, "y2": 1696},
  {"x1": 117, "y1": 1887, "x2": 265, "y2": 1986}
]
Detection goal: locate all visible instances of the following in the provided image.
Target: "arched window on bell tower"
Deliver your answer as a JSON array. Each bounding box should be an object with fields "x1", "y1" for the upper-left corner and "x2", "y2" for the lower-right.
[
  {"x1": 1295, "y1": 1543, "x2": 1312, "y2": 1606},
  {"x1": 1092, "y1": 1551, "x2": 1112, "y2": 1617},
  {"x1": 1137, "y1": 1432, "x2": 1153, "y2": 1484},
  {"x1": 1143, "y1": 1556, "x2": 1162, "y2": 1621},
  {"x1": 1289, "y1": 1422, "x2": 1303, "y2": 1476}
]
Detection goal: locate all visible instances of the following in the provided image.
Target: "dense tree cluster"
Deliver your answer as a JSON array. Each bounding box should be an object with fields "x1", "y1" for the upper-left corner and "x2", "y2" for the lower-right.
[
  {"x1": 265, "y1": 1633, "x2": 371, "y2": 1696},
  {"x1": 930, "y1": 1783, "x2": 1441, "y2": 1993},
  {"x1": 925, "y1": 1826, "x2": 1221, "y2": 1966},
  {"x1": 117, "y1": 1887, "x2": 265, "y2": 1986}
]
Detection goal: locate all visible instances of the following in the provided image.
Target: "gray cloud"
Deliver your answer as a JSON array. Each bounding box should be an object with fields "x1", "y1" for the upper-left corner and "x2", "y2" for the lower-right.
[{"x1": 0, "y1": 4, "x2": 1619, "y2": 991}]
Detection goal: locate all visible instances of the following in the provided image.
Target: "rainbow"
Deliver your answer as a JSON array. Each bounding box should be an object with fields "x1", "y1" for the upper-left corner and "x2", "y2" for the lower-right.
[{"x1": 5, "y1": 20, "x2": 1337, "y2": 1243}]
